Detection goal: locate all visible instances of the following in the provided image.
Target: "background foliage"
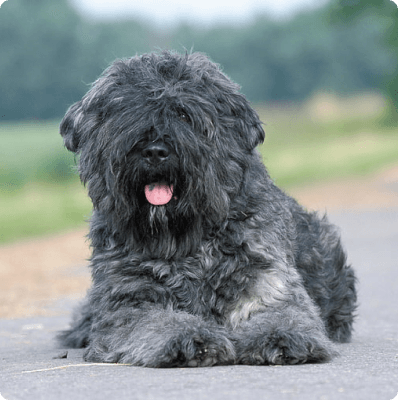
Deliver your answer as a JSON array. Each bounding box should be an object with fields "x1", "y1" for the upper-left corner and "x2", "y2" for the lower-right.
[{"x1": 0, "y1": 0, "x2": 397, "y2": 121}]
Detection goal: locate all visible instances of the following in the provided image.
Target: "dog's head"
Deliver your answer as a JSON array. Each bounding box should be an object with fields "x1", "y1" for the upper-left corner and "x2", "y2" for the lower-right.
[{"x1": 60, "y1": 51, "x2": 265, "y2": 256}]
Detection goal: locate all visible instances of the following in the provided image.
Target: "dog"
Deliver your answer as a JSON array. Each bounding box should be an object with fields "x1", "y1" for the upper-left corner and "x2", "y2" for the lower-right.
[{"x1": 58, "y1": 51, "x2": 357, "y2": 367}]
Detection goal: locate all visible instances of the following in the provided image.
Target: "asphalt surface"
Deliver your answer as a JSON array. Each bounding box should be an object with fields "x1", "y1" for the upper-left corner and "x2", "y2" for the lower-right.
[{"x1": 1, "y1": 209, "x2": 398, "y2": 400}]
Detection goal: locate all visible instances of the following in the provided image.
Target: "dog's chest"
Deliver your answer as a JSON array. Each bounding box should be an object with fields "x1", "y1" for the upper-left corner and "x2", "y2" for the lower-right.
[
  {"x1": 159, "y1": 247, "x2": 255, "y2": 319},
  {"x1": 162, "y1": 266, "x2": 232, "y2": 319}
]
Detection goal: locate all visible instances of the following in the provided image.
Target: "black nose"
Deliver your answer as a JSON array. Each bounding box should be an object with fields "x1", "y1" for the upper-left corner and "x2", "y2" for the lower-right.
[{"x1": 141, "y1": 142, "x2": 170, "y2": 164}]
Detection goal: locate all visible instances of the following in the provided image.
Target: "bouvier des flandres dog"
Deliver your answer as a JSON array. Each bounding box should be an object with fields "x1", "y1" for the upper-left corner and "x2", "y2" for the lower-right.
[{"x1": 58, "y1": 51, "x2": 356, "y2": 367}]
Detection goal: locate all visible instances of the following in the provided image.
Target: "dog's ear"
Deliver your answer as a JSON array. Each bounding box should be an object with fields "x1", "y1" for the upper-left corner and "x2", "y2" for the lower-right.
[
  {"x1": 60, "y1": 77, "x2": 105, "y2": 153},
  {"x1": 59, "y1": 59, "x2": 127, "y2": 153},
  {"x1": 227, "y1": 94, "x2": 265, "y2": 150},
  {"x1": 240, "y1": 105, "x2": 265, "y2": 150},
  {"x1": 59, "y1": 100, "x2": 85, "y2": 153}
]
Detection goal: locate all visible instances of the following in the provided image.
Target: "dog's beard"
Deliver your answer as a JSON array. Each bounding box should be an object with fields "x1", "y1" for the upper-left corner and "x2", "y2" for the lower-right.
[
  {"x1": 132, "y1": 199, "x2": 203, "y2": 259},
  {"x1": 148, "y1": 205, "x2": 169, "y2": 235},
  {"x1": 145, "y1": 205, "x2": 178, "y2": 259},
  {"x1": 117, "y1": 167, "x2": 203, "y2": 259},
  {"x1": 113, "y1": 163, "x2": 232, "y2": 259}
]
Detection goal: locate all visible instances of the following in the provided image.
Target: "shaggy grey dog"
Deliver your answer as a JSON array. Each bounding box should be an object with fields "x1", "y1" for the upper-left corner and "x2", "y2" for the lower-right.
[{"x1": 58, "y1": 51, "x2": 357, "y2": 367}]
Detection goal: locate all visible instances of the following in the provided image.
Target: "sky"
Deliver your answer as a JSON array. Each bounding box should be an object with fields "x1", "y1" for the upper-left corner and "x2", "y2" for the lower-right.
[{"x1": 68, "y1": 0, "x2": 331, "y2": 26}]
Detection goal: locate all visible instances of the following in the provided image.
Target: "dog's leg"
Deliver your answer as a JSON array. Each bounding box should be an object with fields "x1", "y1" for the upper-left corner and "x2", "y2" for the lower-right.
[
  {"x1": 57, "y1": 298, "x2": 92, "y2": 348},
  {"x1": 230, "y1": 268, "x2": 337, "y2": 365},
  {"x1": 83, "y1": 305, "x2": 235, "y2": 367},
  {"x1": 293, "y1": 211, "x2": 357, "y2": 343},
  {"x1": 234, "y1": 307, "x2": 337, "y2": 365}
]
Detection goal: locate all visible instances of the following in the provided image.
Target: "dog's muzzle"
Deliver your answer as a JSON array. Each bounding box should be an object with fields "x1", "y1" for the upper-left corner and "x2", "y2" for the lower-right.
[{"x1": 141, "y1": 142, "x2": 175, "y2": 206}]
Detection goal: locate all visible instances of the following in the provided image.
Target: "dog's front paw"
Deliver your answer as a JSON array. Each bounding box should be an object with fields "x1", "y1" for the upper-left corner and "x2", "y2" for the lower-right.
[
  {"x1": 83, "y1": 342, "x2": 121, "y2": 363},
  {"x1": 156, "y1": 329, "x2": 235, "y2": 368},
  {"x1": 238, "y1": 330, "x2": 336, "y2": 366},
  {"x1": 170, "y1": 336, "x2": 219, "y2": 368}
]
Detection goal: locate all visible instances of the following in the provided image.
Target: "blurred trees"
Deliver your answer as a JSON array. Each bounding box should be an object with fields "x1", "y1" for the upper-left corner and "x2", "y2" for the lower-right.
[
  {"x1": 171, "y1": 4, "x2": 396, "y2": 104},
  {"x1": 1, "y1": 0, "x2": 87, "y2": 120},
  {"x1": 0, "y1": 0, "x2": 153, "y2": 120},
  {"x1": 327, "y1": 0, "x2": 398, "y2": 124},
  {"x1": 0, "y1": 0, "x2": 396, "y2": 121}
]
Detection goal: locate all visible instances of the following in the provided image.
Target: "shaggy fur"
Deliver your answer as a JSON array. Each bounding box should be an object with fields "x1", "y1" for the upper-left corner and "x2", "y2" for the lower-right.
[{"x1": 58, "y1": 51, "x2": 357, "y2": 367}]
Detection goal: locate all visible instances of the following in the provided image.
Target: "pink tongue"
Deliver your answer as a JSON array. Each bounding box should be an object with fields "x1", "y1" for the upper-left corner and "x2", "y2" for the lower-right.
[{"x1": 144, "y1": 183, "x2": 173, "y2": 205}]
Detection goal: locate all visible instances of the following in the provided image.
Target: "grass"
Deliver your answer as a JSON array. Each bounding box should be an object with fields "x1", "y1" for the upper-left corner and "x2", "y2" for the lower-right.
[
  {"x1": 0, "y1": 92, "x2": 397, "y2": 244},
  {"x1": 0, "y1": 120, "x2": 77, "y2": 189},
  {"x1": 0, "y1": 182, "x2": 91, "y2": 243},
  {"x1": 256, "y1": 96, "x2": 398, "y2": 186},
  {"x1": 0, "y1": 120, "x2": 92, "y2": 243}
]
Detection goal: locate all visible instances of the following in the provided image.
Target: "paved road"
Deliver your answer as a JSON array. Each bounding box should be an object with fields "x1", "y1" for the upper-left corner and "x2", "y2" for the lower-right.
[{"x1": 1, "y1": 209, "x2": 398, "y2": 400}]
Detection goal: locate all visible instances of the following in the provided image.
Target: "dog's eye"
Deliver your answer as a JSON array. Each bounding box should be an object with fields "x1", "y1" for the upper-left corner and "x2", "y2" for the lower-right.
[{"x1": 178, "y1": 111, "x2": 191, "y2": 124}]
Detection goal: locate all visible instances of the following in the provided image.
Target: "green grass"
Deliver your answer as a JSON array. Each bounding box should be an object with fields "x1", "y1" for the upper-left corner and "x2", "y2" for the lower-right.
[
  {"x1": 0, "y1": 120, "x2": 77, "y2": 190},
  {"x1": 0, "y1": 96, "x2": 397, "y2": 244},
  {"x1": 0, "y1": 183, "x2": 91, "y2": 243},
  {"x1": 0, "y1": 120, "x2": 91, "y2": 243},
  {"x1": 256, "y1": 102, "x2": 398, "y2": 186}
]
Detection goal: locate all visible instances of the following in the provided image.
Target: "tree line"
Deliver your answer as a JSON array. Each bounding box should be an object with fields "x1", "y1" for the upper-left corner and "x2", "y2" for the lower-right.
[{"x1": 0, "y1": 0, "x2": 397, "y2": 122}]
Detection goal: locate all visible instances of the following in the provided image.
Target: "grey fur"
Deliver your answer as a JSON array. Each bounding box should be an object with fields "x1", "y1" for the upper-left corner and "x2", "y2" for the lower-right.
[{"x1": 58, "y1": 51, "x2": 357, "y2": 367}]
